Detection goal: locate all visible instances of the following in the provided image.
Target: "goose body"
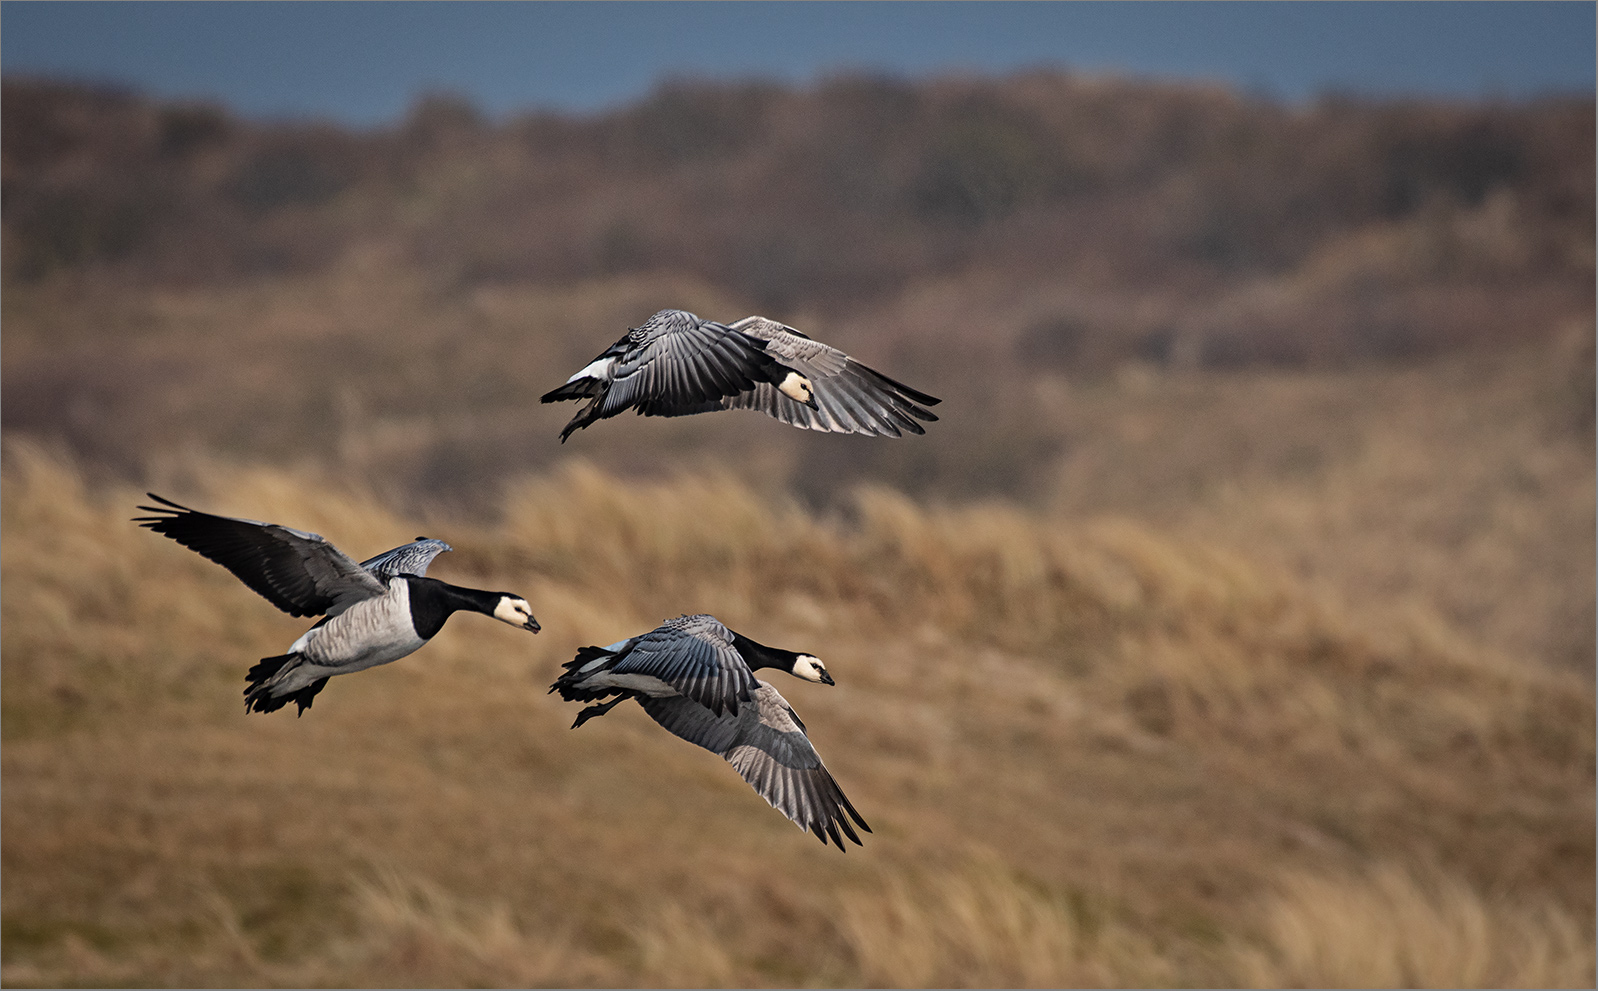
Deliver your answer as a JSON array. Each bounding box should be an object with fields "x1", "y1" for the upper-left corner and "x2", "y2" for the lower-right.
[
  {"x1": 541, "y1": 309, "x2": 939, "y2": 441},
  {"x1": 135, "y1": 494, "x2": 539, "y2": 715},
  {"x1": 551, "y1": 614, "x2": 869, "y2": 849}
]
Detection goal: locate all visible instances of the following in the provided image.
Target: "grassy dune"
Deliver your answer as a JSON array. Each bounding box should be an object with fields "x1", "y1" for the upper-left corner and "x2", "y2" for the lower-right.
[
  {"x1": 3, "y1": 71, "x2": 1591, "y2": 989},
  {"x1": 3, "y1": 444, "x2": 1591, "y2": 987}
]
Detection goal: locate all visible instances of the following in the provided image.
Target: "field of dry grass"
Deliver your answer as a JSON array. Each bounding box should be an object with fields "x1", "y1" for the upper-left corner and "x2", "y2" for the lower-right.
[
  {"x1": 3, "y1": 70, "x2": 1593, "y2": 988},
  {"x1": 3, "y1": 443, "x2": 1592, "y2": 987}
]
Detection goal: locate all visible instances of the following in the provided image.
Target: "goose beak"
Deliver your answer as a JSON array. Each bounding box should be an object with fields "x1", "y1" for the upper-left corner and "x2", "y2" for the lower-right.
[
  {"x1": 526, "y1": 616, "x2": 542, "y2": 633},
  {"x1": 819, "y1": 669, "x2": 835, "y2": 686}
]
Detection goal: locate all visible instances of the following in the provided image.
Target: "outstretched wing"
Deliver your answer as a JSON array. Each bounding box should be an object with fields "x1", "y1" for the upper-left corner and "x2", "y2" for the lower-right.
[
  {"x1": 134, "y1": 494, "x2": 388, "y2": 617},
  {"x1": 613, "y1": 613, "x2": 758, "y2": 716},
  {"x1": 639, "y1": 681, "x2": 872, "y2": 849},
  {"x1": 608, "y1": 311, "x2": 784, "y2": 418},
  {"x1": 359, "y1": 538, "x2": 453, "y2": 579},
  {"x1": 725, "y1": 316, "x2": 940, "y2": 436}
]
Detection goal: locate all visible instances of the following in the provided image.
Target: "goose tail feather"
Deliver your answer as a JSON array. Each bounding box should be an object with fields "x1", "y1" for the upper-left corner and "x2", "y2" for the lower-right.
[{"x1": 243, "y1": 654, "x2": 326, "y2": 716}]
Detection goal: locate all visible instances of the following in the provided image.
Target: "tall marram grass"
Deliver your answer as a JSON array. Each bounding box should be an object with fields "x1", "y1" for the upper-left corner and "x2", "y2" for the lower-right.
[
  {"x1": 3, "y1": 444, "x2": 1592, "y2": 987},
  {"x1": 1238, "y1": 864, "x2": 1596, "y2": 989}
]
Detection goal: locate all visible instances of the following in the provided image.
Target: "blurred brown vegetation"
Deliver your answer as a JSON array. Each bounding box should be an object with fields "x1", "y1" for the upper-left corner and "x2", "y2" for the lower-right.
[
  {"x1": 3, "y1": 73, "x2": 1591, "y2": 497},
  {"x1": 3, "y1": 448, "x2": 1593, "y2": 987},
  {"x1": 2, "y1": 70, "x2": 1594, "y2": 986}
]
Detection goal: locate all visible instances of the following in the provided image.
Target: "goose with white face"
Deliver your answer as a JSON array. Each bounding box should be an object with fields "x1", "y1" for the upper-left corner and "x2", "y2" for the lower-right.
[
  {"x1": 790, "y1": 653, "x2": 833, "y2": 685},
  {"x1": 540, "y1": 308, "x2": 940, "y2": 442},
  {"x1": 134, "y1": 493, "x2": 541, "y2": 716},
  {"x1": 549, "y1": 614, "x2": 869, "y2": 849},
  {"x1": 493, "y1": 596, "x2": 542, "y2": 632},
  {"x1": 776, "y1": 370, "x2": 816, "y2": 406}
]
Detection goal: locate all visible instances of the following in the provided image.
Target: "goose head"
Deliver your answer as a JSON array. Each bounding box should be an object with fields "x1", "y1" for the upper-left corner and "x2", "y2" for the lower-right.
[
  {"x1": 492, "y1": 595, "x2": 541, "y2": 632},
  {"x1": 789, "y1": 653, "x2": 834, "y2": 685},
  {"x1": 776, "y1": 370, "x2": 819, "y2": 409}
]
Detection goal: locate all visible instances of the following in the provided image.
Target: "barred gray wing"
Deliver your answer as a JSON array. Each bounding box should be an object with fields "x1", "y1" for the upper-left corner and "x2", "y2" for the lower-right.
[
  {"x1": 602, "y1": 311, "x2": 780, "y2": 419},
  {"x1": 639, "y1": 681, "x2": 871, "y2": 849},
  {"x1": 360, "y1": 538, "x2": 453, "y2": 579},
  {"x1": 613, "y1": 614, "x2": 758, "y2": 716}
]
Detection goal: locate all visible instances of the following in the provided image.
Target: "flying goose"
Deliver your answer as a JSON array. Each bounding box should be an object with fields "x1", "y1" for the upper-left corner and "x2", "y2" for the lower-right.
[
  {"x1": 541, "y1": 309, "x2": 939, "y2": 441},
  {"x1": 550, "y1": 614, "x2": 870, "y2": 849},
  {"x1": 135, "y1": 494, "x2": 539, "y2": 715}
]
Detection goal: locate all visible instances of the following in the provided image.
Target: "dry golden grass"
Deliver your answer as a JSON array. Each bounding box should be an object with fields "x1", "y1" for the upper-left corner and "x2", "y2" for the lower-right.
[
  {"x1": 6, "y1": 258, "x2": 1589, "y2": 675},
  {"x1": 3, "y1": 442, "x2": 1591, "y2": 987},
  {"x1": 4, "y1": 73, "x2": 1591, "y2": 988},
  {"x1": 1237, "y1": 863, "x2": 1595, "y2": 989}
]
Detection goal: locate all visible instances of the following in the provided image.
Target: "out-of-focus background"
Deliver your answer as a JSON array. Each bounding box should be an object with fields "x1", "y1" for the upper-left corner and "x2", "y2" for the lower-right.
[{"x1": 3, "y1": 3, "x2": 1594, "y2": 986}]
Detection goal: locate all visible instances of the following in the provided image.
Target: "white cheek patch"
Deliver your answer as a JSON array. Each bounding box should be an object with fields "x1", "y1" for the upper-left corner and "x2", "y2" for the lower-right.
[
  {"x1": 493, "y1": 598, "x2": 528, "y2": 625},
  {"x1": 567, "y1": 356, "x2": 616, "y2": 384},
  {"x1": 777, "y1": 371, "x2": 814, "y2": 402},
  {"x1": 793, "y1": 654, "x2": 825, "y2": 682}
]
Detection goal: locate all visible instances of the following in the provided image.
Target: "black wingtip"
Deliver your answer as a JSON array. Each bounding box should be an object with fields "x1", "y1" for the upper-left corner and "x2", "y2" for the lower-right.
[
  {"x1": 840, "y1": 793, "x2": 872, "y2": 834},
  {"x1": 133, "y1": 492, "x2": 190, "y2": 524},
  {"x1": 143, "y1": 492, "x2": 189, "y2": 510},
  {"x1": 826, "y1": 820, "x2": 845, "y2": 850},
  {"x1": 858, "y1": 366, "x2": 942, "y2": 410}
]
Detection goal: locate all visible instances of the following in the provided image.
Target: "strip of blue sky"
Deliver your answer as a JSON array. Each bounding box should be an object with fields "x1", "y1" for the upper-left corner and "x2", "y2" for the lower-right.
[{"x1": 2, "y1": 1, "x2": 1592, "y2": 125}]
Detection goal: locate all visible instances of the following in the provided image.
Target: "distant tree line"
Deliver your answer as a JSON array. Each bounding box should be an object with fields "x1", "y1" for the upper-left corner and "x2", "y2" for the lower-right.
[{"x1": 3, "y1": 72, "x2": 1592, "y2": 365}]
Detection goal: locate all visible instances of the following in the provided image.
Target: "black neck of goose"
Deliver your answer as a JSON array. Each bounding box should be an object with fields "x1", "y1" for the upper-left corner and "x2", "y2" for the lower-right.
[
  {"x1": 406, "y1": 577, "x2": 501, "y2": 640},
  {"x1": 731, "y1": 631, "x2": 802, "y2": 674}
]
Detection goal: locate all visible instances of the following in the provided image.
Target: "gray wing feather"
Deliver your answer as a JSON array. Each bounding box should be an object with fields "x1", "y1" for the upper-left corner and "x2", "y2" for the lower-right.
[
  {"x1": 360, "y1": 538, "x2": 453, "y2": 579},
  {"x1": 639, "y1": 681, "x2": 871, "y2": 849},
  {"x1": 729, "y1": 317, "x2": 851, "y2": 377},
  {"x1": 605, "y1": 311, "x2": 777, "y2": 417},
  {"x1": 724, "y1": 316, "x2": 939, "y2": 436},
  {"x1": 134, "y1": 494, "x2": 388, "y2": 618},
  {"x1": 613, "y1": 614, "x2": 757, "y2": 716}
]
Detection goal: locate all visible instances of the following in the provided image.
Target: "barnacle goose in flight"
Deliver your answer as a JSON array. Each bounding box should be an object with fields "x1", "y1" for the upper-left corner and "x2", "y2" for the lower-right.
[
  {"x1": 541, "y1": 309, "x2": 939, "y2": 442},
  {"x1": 551, "y1": 614, "x2": 871, "y2": 850},
  {"x1": 135, "y1": 494, "x2": 539, "y2": 715}
]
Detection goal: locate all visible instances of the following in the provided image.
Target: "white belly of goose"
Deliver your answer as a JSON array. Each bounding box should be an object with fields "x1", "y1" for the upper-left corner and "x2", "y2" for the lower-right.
[{"x1": 291, "y1": 579, "x2": 427, "y2": 675}]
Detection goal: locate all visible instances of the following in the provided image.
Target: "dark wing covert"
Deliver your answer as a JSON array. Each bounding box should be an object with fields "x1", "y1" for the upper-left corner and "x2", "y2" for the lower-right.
[{"x1": 134, "y1": 494, "x2": 388, "y2": 617}]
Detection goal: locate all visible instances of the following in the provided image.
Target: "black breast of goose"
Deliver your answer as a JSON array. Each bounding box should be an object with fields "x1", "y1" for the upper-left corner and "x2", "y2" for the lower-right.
[
  {"x1": 550, "y1": 614, "x2": 869, "y2": 850},
  {"x1": 135, "y1": 494, "x2": 539, "y2": 715}
]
